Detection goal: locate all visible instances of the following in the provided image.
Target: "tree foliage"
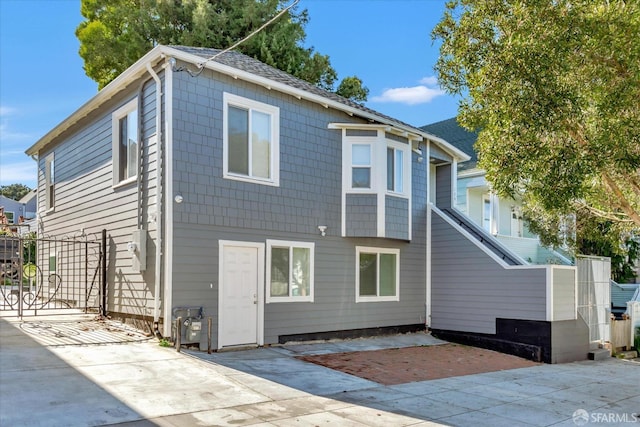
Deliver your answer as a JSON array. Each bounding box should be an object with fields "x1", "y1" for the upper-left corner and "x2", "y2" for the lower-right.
[
  {"x1": 577, "y1": 217, "x2": 639, "y2": 283},
  {"x1": 76, "y1": 0, "x2": 368, "y2": 101},
  {"x1": 433, "y1": 0, "x2": 640, "y2": 261},
  {"x1": 0, "y1": 184, "x2": 31, "y2": 201}
]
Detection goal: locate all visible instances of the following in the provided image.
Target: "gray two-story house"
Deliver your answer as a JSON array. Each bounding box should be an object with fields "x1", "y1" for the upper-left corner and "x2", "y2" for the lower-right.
[{"x1": 26, "y1": 45, "x2": 587, "y2": 362}]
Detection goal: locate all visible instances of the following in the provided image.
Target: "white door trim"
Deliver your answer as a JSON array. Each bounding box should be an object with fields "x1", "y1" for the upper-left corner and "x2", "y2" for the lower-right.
[{"x1": 218, "y1": 240, "x2": 264, "y2": 349}]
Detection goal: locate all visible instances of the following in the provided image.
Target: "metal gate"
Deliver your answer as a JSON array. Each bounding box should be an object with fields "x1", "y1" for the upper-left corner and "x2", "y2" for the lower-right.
[
  {"x1": 0, "y1": 231, "x2": 105, "y2": 316},
  {"x1": 576, "y1": 255, "x2": 611, "y2": 347}
]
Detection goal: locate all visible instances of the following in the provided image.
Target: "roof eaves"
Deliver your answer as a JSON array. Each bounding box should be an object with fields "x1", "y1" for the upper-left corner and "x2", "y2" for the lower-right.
[
  {"x1": 422, "y1": 131, "x2": 471, "y2": 162},
  {"x1": 25, "y1": 45, "x2": 167, "y2": 157},
  {"x1": 167, "y1": 46, "x2": 470, "y2": 161}
]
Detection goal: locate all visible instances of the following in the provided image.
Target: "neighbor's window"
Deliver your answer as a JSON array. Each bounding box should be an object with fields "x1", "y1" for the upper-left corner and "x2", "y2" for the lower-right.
[
  {"x1": 45, "y1": 153, "x2": 55, "y2": 211},
  {"x1": 4, "y1": 212, "x2": 15, "y2": 224},
  {"x1": 266, "y1": 240, "x2": 314, "y2": 302},
  {"x1": 356, "y1": 246, "x2": 399, "y2": 302},
  {"x1": 112, "y1": 98, "x2": 138, "y2": 185},
  {"x1": 351, "y1": 144, "x2": 371, "y2": 189},
  {"x1": 387, "y1": 147, "x2": 404, "y2": 193},
  {"x1": 482, "y1": 195, "x2": 492, "y2": 232},
  {"x1": 224, "y1": 93, "x2": 279, "y2": 186}
]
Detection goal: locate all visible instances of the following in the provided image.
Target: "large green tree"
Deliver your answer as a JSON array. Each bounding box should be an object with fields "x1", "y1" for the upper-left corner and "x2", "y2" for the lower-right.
[
  {"x1": 433, "y1": 0, "x2": 640, "y2": 257},
  {"x1": 76, "y1": 0, "x2": 368, "y2": 101},
  {"x1": 0, "y1": 184, "x2": 31, "y2": 201}
]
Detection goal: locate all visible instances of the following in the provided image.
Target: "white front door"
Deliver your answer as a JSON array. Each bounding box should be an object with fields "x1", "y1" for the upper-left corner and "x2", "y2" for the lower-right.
[{"x1": 218, "y1": 241, "x2": 264, "y2": 349}]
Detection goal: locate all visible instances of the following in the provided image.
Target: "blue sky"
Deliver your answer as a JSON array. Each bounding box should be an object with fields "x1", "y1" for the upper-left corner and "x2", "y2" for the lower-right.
[{"x1": 0, "y1": 0, "x2": 458, "y2": 189}]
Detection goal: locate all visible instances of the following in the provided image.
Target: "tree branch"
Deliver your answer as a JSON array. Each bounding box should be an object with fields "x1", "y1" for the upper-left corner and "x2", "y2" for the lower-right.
[
  {"x1": 601, "y1": 171, "x2": 640, "y2": 227},
  {"x1": 574, "y1": 200, "x2": 634, "y2": 224}
]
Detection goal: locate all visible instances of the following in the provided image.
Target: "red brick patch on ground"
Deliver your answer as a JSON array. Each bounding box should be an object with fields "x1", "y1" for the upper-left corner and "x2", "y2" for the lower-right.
[{"x1": 297, "y1": 343, "x2": 540, "y2": 385}]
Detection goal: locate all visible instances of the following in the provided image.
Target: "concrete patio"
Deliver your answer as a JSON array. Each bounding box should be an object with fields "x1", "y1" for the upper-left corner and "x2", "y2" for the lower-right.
[{"x1": 1, "y1": 315, "x2": 638, "y2": 426}]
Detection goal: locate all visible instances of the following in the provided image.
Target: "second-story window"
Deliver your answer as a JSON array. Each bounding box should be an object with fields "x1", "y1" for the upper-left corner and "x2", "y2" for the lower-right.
[
  {"x1": 45, "y1": 153, "x2": 55, "y2": 211},
  {"x1": 112, "y1": 98, "x2": 138, "y2": 186},
  {"x1": 387, "y1": 147, "x2": 404, "y2": 193},
  {"x1": 352, "y1": 144, "x2": 372, "y2": 188},
  {"x1": 223, "y1": 93, "x2": 280, "y2": 186}
]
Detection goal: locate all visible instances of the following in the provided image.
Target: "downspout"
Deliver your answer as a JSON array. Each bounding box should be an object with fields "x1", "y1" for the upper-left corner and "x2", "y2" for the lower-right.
[
  {"x1": 425, "y1": 139, "x2": 432, "y2": 328},
  {"x1": 146, "y1": 62, "x2": 163, "y2": 337},
  {"x1": 136, "y1": 80, "x2": 145, "y2": 230}
]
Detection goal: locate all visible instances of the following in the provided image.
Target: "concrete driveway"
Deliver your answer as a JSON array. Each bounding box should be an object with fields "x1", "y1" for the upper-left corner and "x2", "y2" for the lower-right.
[{"x1": 1, "y1": 315, "x2": 638, "y2": 426}]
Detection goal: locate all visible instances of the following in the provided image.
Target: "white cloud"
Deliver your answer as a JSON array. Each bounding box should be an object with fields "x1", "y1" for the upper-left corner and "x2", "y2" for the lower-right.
[
  {"x1": 419, "y1": 76, "x2": 439, "y2": 86},
  {"x1": 0, "y1": 106, "x2": 15, "y2": 116},
  {"x1": 371, "y1": 76, "x2": 445, "y2": 105},
  {"x1": 0, "y1": 160, "x2": 37, "y2": 187}
]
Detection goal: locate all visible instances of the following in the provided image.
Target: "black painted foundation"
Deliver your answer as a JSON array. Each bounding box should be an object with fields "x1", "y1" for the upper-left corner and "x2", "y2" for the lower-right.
[
  {"x1": 432, "y1": 318, "x2": 553, "y2": 363},
  {"x1": 278, "y1": 323, "x2": 426, "y2": 345}
]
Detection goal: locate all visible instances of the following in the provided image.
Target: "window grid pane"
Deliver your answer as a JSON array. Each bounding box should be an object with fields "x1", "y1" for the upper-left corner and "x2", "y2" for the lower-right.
[
  {"x1": 387, "y1": 147, "x2": 394, "y2": 191},
  {"x1": 251, "y1": 110, "x2": 271, "y2": 179},
  {"x1": 359, "y1": 253, "x2": 377, "y2": 296},
  {"x1": 127, "y1": 110, "x2": 138, "y2": 180},
  {"x1": 379, "y1": 254, "x2": 397, "y2": 296},
  {"x1": 352, "y1": 144, "x2": 370, "y2": 165},
  {"x1": 352, "y1": 168, "x2": 371, "y2": 188},
  {"x1": 119, "y1": 117, "x2": 128, "y2": 181},
  {"x1": 228, "y1": 106, "x2": 249, "y2": 175},
  {"x1": 270, "y1": 247, "x2": 289, "y2": 297},
  {"x1": 46, "y1": 157, "x2": 55, "y2": 209},
  {"x1": 395, "y1": 150, "x2": 403, "y2": 193},
  {"x1": 292, "y1": 247, "x2": 310, "y2": 296}
]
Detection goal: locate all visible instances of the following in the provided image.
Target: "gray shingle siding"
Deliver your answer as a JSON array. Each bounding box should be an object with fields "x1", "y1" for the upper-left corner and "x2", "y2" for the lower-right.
[
  {"x1": 385, "y1": 195, "x2": 409, "y2": 240},
  {"x1": 435, "y1": 164, "x2": 452, "y2": 209},
  {"x1": 345, "y1": 194, "x2": 377, "y2": 237}
]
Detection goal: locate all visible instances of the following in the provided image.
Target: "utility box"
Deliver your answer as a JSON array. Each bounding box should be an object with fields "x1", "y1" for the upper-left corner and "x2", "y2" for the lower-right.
[
  {"x1": 130, "y1": 229, "x2": 147, "y2": 272},
  {"x1": 172, "y1": 306, "x2": 203, "y2": 345}
]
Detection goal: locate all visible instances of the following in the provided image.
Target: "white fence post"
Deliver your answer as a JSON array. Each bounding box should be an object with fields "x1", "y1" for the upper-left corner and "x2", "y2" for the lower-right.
[{"x1": 628, "y1": 301, "x2": 640, "y2": 349}]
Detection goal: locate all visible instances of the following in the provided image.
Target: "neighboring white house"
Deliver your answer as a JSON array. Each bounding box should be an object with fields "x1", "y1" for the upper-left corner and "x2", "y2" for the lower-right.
[{"x1": 421, "y1": 118, "x2": 572, "y2": 265}]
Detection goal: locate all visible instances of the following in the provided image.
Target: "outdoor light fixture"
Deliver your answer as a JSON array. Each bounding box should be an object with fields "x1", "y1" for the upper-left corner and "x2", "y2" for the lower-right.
[
  {"x1": 174, "y1": 195, "x2": 184, "y2": 204},
  {"x1": 318, "y1": 225, "x2": 327, "y2": 237}
]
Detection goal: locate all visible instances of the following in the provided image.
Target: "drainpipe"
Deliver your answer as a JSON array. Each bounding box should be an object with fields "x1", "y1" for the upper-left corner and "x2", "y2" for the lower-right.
[{"x1": 146, "y1": 62, "x2": 163, "y2": 337}]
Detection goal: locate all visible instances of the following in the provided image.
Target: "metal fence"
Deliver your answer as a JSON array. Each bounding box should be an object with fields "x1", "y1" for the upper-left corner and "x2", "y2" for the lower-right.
[{"x1": 0, "y1": 232, "x2": 105, "y2": 316}]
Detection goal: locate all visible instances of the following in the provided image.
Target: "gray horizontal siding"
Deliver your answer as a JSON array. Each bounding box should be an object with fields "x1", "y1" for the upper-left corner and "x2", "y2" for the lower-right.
[
  {"x1": 552, "y1": 268, "x2": 576, "y2": 321},
  {"x1": 38, "y1": 74, "x2": 164, "y2": 318},
  {"x1": 172, "y1": 225, "x2": 426, "y2": 347},
  {"x1": 430, "y1": 211, "x2": 547, "y2": 334}
]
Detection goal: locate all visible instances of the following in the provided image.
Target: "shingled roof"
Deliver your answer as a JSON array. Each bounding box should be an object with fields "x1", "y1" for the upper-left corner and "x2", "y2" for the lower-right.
[
  {"x1": 420, "y1": 118, "x2": 479, "y2": 170},
  {"x1": 172, "y1": 45, "x2": 428, "y2": 138}
]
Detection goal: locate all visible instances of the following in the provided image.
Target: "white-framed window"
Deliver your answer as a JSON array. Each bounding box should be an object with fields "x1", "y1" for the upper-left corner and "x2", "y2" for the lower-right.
[
  {"x1": 355, "y1": 246, "x2": 399, "y2": 302},
  {"x1": 223, "y1": 93, "x2": 280, "y2": 186},
  {"x1": 482, "y1": 194, "x2": 491, "y2": 233},
  {"x1": 45, "y1": 153, "x2": 55, "y2": 211},
  {"x1": 351, "y1": 144, "x2": 372, "y2": 189},
  {"x1": 112, "y1": 98, "x2": 138, "y2": 186},
  {"x1": 387, "y1": 147, "x2": 404, "y2": 193},
  {"x1": 4, "y1": 212, "x2": 15, "y2": 224},
  {"x1": 266, "y1": 240, "x2": 314, "y2": 302}
]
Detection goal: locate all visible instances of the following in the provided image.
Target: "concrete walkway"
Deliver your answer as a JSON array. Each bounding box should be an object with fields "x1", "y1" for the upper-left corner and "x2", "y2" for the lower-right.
[{"x1": 1, "y1": 316, "x2": 638, "y2": 426}]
